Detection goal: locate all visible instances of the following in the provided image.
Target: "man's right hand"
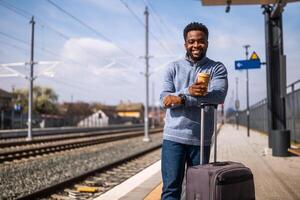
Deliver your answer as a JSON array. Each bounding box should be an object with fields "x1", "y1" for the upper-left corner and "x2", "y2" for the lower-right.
[{"x1": 188, "y1": 82, "x2": 208, "y2": 96}]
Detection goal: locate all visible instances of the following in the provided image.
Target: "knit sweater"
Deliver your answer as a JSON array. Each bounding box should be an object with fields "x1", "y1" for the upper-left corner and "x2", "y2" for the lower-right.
[{"x1": 160, "y1": 56, "x2": 228, "y2": 146}]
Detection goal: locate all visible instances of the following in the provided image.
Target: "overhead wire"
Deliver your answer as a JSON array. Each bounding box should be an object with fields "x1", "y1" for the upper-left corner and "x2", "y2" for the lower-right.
[
  {"x1": 0, "y1": 41, "x2": 108, "y2": 96},
  {"x1": 46, "y1": 0, "x2": 138, "y2": 58},
  {"x1": 42, "y1": 76, "x2": 102, "y2": 95},
  {"x1": 0, "y1": 2, "x2": 96, "y2": 66},
  {"x1": 0, "y1": 0, "x2": 143, "y2": 96},
  {"x1": 0, "y1": 0, "x2": 143, "y2": 70},
  {"x1": 0, "y1": 31, "x2": 28, "y2": 46},
  {"x1": 0, "y1": 0, "x2": 70, "y2": 40},
  {"x1": 0, "y1": 0, "x2": 30, "y2": 19},
  {"x1": 144, "y1": 0, "x2": 182, "y2": 52},
  {"x1": 0, "y1": 9, "x2": 135, "y2": 93},
  {"x1": 0, "y1": 1, "x2": 107, "y2": 64},
  {"x1": 119, "y1": 0, "x2": 173, "y2": 55},
  {"x1": 0, "y1": 30, "x2": 93, "y2": 71},
  {"x1": 0, "y1": 40, "x2": 28, "y2": 53}
]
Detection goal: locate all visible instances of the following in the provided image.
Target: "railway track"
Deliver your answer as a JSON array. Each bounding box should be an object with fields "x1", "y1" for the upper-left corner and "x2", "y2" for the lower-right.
[
  {"x1": 0, "y1": 128, "x2": 163, "y2": 163},
  {"x1": 0, "y1": 124, "x2": 143, "y2": 139},
  {"x1": 0, "y1": 126, "x2": 145, "y2": 147},
  {"x1": 15, "y1": 142, "x2": 162, "y2": 200},
  {"x1": 0, "y1": 131, "x2": 163, "y2": 199}
]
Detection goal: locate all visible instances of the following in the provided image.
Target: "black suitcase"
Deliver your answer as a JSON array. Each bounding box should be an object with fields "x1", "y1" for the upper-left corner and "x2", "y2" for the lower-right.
[{"x1": 186, "y1": 104, "x2": 255, "y2": 200}]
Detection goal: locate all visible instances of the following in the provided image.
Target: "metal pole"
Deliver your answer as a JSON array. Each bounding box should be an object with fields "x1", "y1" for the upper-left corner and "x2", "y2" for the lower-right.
[
  {"x1": 243, "y1": 45, "x2": 250, "y2": 137},
  {"x1": 27, "y1": 16, "x2": 35, "y2": 141},
  {"x1": 246, "y1": 69, "x2": 250, "y2": 137},
  {"x1": 214, "y1": 107, "x2": 217, "y2": 163},
  {"x1": 200, "y1": 106, "x2": 205, "y2": 165},
  {"x1": 263, "y1": 4, "x2": 290, "y2": 154},
  {"x1": 263, "y1": 5, "x2": 274, "y2": 148},
  {"x1": 235, "y1": 77, "x2": 239, "y2": 130},
  {"x1": 143, "y1": 6, "x2": 150, "y2": 142},
  {"x1": 291, "y1": 84, "x2": 296, "y2": 141}
]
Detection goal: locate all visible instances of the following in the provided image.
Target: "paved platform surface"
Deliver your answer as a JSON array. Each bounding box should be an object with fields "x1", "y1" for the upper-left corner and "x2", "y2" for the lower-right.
[
  {"x1": 95, "y1": 124, "x2": 300, "y2": 200},
  {"x1": 215, "y1": 124, "x2": 300, "y2": 200},
  {"x1": 94, "y1": 160, "x2": 161, "y2": 200}
]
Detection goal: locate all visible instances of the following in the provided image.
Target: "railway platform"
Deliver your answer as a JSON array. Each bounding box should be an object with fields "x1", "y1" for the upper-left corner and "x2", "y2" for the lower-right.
[{"x1": 95, "y1": 124, "x2": 300, "y2": 200}]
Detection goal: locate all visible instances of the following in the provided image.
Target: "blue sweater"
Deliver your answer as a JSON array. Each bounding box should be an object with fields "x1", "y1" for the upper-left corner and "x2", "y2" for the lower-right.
[{"x1": 160, "y1": 56, "x2": 228, "y2": 146}]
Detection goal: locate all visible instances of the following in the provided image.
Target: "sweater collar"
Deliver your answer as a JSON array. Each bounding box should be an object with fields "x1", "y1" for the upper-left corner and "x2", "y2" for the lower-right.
[{"x1": 185, "y1": 54, "x2": 208, "y2": 66}]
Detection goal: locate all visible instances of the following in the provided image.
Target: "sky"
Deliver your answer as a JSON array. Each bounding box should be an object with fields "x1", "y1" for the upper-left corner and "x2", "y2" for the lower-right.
[{"x1": 0, "y1": 0, "x2": 299, "y2": 111}]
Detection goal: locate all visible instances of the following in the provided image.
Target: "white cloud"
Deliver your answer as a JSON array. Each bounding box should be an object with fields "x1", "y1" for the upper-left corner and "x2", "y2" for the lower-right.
[
  {"x1": 62, "y1": 38, "x2": 120, "y2": 63},
  {"x1": 40, "y1": 37, "x2": 146, "y2": 103}
]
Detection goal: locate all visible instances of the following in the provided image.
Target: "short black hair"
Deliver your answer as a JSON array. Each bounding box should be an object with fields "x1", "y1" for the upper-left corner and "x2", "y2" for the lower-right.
[{"x1": 183, "y1": 22, "x2": 209, "y2": 41}]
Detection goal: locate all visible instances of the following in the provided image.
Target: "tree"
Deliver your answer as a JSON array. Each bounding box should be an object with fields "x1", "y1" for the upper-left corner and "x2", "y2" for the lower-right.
[
  {"x1": 60, "y1": 102, "x2": 92, "y2": 117},
  {"x1": 12, "y1": 86, "x2": 59, "y2": 115}
]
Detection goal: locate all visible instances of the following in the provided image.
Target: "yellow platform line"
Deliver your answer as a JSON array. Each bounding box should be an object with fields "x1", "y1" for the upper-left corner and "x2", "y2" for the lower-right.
[
  {"x1": 143, "y1": 182, "x2": 162, "y2": 200},
  {"x1": 288, "y1": 148, "x2": 300, "y2": 156}
]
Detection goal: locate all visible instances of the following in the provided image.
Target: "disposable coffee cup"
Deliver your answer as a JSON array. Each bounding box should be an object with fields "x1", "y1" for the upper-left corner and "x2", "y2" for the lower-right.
[
  {"x1": 197, "y1": 72, "x2": 210, "y2": 95},
  {"x1": 197, "y1": 72, "x2": 210, "y2": 86}
]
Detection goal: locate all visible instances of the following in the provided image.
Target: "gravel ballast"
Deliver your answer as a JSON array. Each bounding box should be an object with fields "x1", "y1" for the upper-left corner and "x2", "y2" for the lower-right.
[{"x1": 0, "y1": 133, "x2": 162, "y2": 200}]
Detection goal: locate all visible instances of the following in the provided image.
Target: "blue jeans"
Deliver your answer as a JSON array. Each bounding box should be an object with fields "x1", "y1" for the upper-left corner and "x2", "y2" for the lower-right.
[{"x1": 161, "y1": 139, "x2": 211, "y2": 200}]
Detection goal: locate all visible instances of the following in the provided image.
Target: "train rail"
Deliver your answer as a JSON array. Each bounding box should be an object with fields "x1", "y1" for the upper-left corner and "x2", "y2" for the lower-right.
[
  {"x1": 0, "y1": 124, "x2": 143, "y2": 139},
  {"x1": 0, "y1": 126, "x2": 144, "y2": 147},
  {"x1": 0, "y1": 128, "x2": 162, "y2": 163},
  {"x1": 15, "y1": 142, "x2": 162, "y2": 200}
]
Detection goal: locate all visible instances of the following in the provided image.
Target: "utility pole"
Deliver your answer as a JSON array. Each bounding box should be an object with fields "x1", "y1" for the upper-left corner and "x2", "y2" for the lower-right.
[
  {"x1": 235, "y1": 77, "x2": 239, "y2": 130},
  {"x1": 27, "y1": 16, "x2": 35, "y2": 141},
  {"x1": 143, "y1": 7, "x2": 150, "y2": 142},
  {"x1": 243, "y1": 44, "x2": 250, "y2": 137}
]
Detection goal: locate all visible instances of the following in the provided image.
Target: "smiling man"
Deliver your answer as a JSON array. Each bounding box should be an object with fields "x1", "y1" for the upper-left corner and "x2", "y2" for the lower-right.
[{"x1": 160, "y1": 22, "x2": 228, "y2": 200}]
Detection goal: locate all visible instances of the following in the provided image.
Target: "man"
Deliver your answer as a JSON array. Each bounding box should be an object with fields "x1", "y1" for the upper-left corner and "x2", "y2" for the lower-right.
[{"x1": 160, "y1": 22, "x2": 228, "y2": 200}]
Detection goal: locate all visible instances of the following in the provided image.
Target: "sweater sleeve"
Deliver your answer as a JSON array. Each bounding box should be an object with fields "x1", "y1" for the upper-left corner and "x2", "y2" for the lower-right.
[
  {"x1": 182, "y1": 63, "x2": 228, "y2": 107},
  {"x1": 159, "y1": 62, "x2": 183, "y2": 109}
]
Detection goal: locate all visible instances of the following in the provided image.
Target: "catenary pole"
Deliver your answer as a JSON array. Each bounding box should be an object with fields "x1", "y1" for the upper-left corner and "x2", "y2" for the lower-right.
[
  {"x1": 143, "y1": 7, "x2": 150, "y2": 142},
  {"x1": 243, "y1": 44, "x2": 250, "y2": 137},
  {"x1": 235, "y1": 77, "x2": 239, "y2": 130},
  {"x1": 27, "y1": 16, "x2": 35, "y2": 141}
]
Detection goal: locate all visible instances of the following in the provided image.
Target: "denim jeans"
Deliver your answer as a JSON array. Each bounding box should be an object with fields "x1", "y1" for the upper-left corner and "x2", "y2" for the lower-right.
[{"x1": 161, "y1": 139, "x2": 211, "y2": 200}]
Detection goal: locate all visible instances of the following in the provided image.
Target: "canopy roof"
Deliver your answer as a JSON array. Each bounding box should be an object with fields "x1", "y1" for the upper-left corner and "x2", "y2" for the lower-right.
[{"x1": 201, "y1": 0, "x2": 300, "y2": 6}]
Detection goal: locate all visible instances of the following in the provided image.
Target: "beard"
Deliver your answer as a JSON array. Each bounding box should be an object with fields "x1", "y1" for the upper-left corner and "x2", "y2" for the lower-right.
[{"x1": 186, "y1": 49, "x2": 207, "y2": 62}]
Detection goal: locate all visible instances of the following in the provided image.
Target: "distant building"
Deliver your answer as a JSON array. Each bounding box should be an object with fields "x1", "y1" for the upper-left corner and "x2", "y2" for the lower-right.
[
  {"x1": 77, "y1": 109, "x2": 109, "y2": 127},
  {"x1": 116, "y1": 102, "x2": 144, "y2": 124}
]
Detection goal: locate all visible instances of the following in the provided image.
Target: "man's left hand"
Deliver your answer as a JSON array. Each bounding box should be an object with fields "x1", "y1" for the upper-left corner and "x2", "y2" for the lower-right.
[{"x1": 163, "y1": 95, "x2": 182, "y2": 107}]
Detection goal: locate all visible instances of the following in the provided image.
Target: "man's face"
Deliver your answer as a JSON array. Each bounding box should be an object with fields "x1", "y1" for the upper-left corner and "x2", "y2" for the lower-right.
[{"x1": 184, "y1": 30, "x2": 208, "y2": 62}]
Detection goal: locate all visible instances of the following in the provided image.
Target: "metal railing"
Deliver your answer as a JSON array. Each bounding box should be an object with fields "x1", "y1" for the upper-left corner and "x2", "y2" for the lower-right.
[{"x1": 227, "y1": 79, "x2": 300, "y2": 143}]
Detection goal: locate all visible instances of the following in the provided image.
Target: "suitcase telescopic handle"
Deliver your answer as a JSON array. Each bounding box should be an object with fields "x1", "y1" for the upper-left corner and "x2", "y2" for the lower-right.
[{"x1": 200, "y1": 104, "x2": 218, "y2": 165}]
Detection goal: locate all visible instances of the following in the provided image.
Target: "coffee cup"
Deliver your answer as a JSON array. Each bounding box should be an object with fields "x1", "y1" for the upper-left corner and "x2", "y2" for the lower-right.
[
  {"x1": 197, "y1": 72, "x2": 210, "y2": 94},
  {"x1": 197, "y1": 72, "x2": 210, "y2": 86}
]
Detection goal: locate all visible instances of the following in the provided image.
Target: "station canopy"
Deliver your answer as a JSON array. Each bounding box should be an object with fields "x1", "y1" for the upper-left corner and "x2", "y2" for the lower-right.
[{"x1": 201, "y1": 0, "x2": 300, "y2": 6}]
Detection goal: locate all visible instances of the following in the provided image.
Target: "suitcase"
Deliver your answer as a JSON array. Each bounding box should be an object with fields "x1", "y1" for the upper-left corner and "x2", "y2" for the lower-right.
[{"x1": 186, "y1": 104, "x2": 255, "y2": 200}]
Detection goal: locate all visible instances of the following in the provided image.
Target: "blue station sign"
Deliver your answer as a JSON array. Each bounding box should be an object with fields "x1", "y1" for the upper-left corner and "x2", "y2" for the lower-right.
[
  {"x1": 235, "y1": 59, "x2": 261, "y2": 70},
  {"x1": 235, "y1": 51, "x2": 261, "y2": 70}
]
